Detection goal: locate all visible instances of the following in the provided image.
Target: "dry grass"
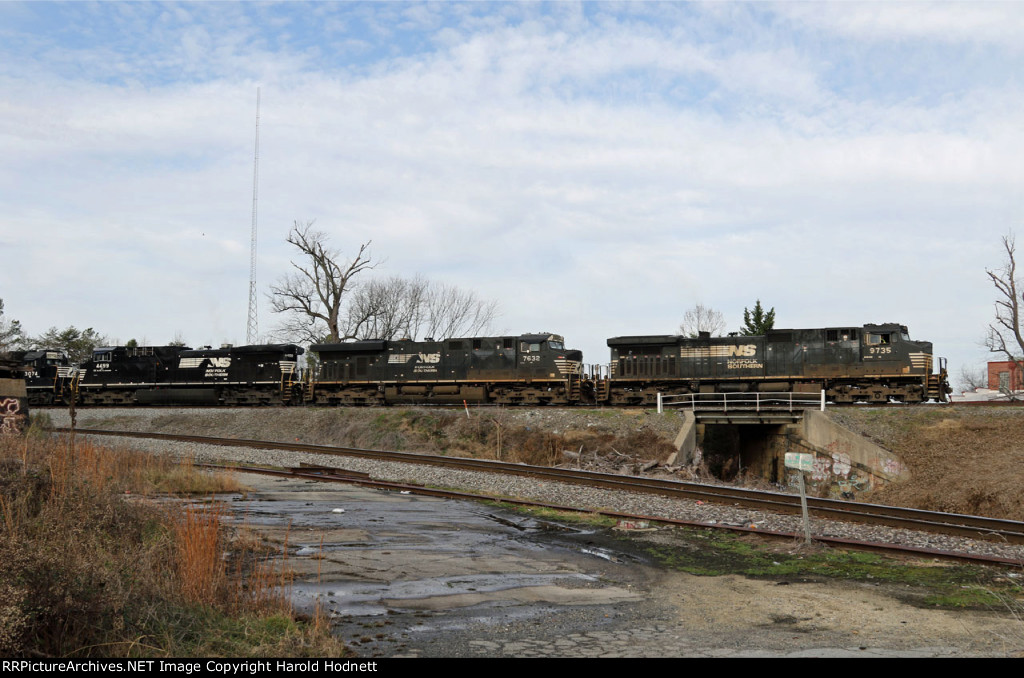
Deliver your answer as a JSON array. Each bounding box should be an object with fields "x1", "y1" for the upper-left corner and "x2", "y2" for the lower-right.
[
  {"x1": 832, "y1": 407, "x2": 1024, "y2": 521},
  {"x1": 62, "y1": 405, "x2": 682, "y2": 467},
  {"x1": 0, "y1": 433, "x2": 346, "y2": 658}
]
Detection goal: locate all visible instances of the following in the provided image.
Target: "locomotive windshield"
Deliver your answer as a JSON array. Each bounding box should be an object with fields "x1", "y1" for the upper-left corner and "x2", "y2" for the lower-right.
[{"x1": 548, "y1": 341, "x2": 564, "y2": 350}]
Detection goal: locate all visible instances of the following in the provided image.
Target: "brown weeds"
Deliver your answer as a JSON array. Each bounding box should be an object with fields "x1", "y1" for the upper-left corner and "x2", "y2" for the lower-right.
[
  {"x1": 0, "y1": 434, "x2": 341, "y2": 657},
  {"x1": 175, "y1": 503, "x2": 227, "y2": 606}
]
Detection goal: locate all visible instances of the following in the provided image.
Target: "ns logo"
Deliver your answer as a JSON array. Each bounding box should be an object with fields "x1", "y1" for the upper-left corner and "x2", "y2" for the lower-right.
[
  {"x1": 728, "y1": 345, "x2": 757, "y2": 357},
  {"x1": 209, "y1": 357, "x2": 231, "y2": 368},
  {"x1": 418, "y1": 353, "x2": 441, "y2": 364}
]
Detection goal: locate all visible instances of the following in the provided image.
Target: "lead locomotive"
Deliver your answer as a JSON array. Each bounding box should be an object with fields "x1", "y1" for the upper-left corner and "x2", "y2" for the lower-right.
[{"x1": 605, "y1": 323, "x2": 948, "y2": 405}]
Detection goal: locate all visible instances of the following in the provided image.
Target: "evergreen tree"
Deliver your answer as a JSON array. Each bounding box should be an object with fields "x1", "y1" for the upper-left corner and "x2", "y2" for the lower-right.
[
  {"x1": 741, "y1": 300, "x2": 775, "y2": 336},
  {"x1": 0, "y1": 299, "x2": 24, "y2": 351},
  {"x1": 32, "y1": 326, "x2": 108, "y2": 363}
]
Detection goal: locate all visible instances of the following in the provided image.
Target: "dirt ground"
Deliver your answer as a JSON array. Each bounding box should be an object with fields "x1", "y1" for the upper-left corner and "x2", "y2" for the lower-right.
[
  {"x1": 829, "y1": 406, "x2": 1024, "y2": 521},
  {"x1": 237, "y1": 473, "x2": 1023, "y2": 658}
]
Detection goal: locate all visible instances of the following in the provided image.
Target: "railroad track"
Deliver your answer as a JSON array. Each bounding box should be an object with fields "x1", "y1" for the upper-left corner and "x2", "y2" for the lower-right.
[{"x1": 57, "y1": 427, "x2": 1024, "y2": 552}]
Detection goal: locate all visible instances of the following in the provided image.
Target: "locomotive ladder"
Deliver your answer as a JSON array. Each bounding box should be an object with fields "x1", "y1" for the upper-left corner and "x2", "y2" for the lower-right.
[
  {"x1": 927, "y1": 357, "x2": 949, "y2": 401},
  {"x1": 567, "y1": 373, "x2": 582, "y2": 402}
]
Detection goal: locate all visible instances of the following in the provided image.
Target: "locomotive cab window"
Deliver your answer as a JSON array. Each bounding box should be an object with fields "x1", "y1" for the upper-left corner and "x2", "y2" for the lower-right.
[
  {"x1": 548, "y1": 341, "x2": 564, "y2": 350},
  {"x1": 520, "y1": 342, "x2": 542, "y2": 353},
  {"x1": 866, "y1": 333, "x2": 893, "y2": 345}
]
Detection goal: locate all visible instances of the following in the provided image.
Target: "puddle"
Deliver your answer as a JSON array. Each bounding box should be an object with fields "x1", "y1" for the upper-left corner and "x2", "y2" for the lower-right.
[{"x1": 227, "y1": 475, "x2": 647, "y2": 657}]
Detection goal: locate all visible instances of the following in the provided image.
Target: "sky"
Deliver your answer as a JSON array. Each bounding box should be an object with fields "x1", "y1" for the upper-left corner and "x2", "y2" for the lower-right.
[{"x1": 2, "y1": 1, "x2": 1023, "y2": 385}]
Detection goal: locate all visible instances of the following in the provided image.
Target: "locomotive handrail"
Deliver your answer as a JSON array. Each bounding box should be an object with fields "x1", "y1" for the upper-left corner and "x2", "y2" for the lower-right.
[{"x1": 656, "y1": 391, "x2": 826, "y2": 413}]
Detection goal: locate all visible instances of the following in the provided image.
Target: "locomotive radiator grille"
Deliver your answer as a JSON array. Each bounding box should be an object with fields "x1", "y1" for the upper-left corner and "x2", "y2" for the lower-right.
[
  {"x1": 908, "y1": 353, "x2": 932, "y2": 371},
  {"x1": 554, "y1": 359, "x2": 582, "y2": 375}
]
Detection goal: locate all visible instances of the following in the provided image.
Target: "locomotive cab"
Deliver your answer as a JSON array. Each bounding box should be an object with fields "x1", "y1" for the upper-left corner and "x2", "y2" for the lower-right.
[{"x1": 14, "y1": 349, "x2": 73, "y2": 405}]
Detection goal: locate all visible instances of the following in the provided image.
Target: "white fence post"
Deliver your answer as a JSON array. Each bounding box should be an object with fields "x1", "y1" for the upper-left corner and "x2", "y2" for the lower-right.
[{"x1": 657, "y1": 392, "x2": 663, "y2": 414}]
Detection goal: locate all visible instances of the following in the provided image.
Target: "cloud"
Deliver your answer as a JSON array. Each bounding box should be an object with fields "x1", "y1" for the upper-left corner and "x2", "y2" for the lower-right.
[{"x1": 0, "y1": 2, "x2": 1020, "y2": 372}]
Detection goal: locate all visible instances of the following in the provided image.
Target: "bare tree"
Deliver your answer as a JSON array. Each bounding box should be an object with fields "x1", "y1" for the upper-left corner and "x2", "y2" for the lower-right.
[
  {"x1": 345, "y1": 274, "x2": 430, "y2": 340},
  {"x1": 956, "y1": 364, "x2": 988, "y2": 393},
  {"x1": 678, "y1": 303, "x2": 726, "y2": 337},
  {"x1": 268, "y1": 221, "x2": 377, "y2": 343},
  {"x1": 985, "y1": 234, "x2": 1024, "y2": 394},
  {"x1": 345, "y1": 275, "x2": 498, "y2": 341},
  {"x1": 419, "y1": 282, "x2": 499, "y2": 340}
]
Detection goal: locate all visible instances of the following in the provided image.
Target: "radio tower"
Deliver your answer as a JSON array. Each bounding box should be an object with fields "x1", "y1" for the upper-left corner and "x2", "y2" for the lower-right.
[{"x1": 246, "y1": 87, "x2": 260, "y2": 344}]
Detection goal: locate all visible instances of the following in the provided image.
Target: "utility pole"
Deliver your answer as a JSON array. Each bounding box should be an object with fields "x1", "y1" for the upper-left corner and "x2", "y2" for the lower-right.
[{"x1": 246, "y1": 87, "x2": 260, "y2": 345}]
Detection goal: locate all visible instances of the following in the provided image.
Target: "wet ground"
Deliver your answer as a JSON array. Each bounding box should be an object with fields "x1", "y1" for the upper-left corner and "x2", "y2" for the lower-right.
[
  {"x1": 224, "y1": 473, "x2": 1021, "y2": 658},
  {"x1": 225, "y1": 474, "x2": 654, "y2": 657}
]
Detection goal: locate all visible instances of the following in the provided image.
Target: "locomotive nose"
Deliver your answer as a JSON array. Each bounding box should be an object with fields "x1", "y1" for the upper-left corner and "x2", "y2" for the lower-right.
[{"x1": 564, "y1": 349, "x2": 583, "y2": 361}]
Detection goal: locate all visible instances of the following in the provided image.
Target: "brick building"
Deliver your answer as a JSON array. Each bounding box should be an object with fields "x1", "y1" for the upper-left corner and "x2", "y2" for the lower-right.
[{"x1": 988, "y1": 360, "x2": 1024, "y2": 392}]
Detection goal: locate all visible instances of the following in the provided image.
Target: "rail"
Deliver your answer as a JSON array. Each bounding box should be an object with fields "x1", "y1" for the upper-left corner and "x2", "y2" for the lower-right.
[{"x1": 656, "y1": 390, "x2": 826, "y2": 413}]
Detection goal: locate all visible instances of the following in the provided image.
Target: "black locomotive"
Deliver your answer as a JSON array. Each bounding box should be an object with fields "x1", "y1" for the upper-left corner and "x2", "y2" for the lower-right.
[
  {"x1": 309, "y1": 333, "x2": 584, "y2": 405},
  {"x1": 12, "y1": 348, "x2": 74, "y2": 406},
  {"x1": 15, "y1": 322, "x2": 950, "y2": 407},
  {"x1": 73, "y1": 343, "x2": 304, "y2": 405},
  {"x1": 605, "y1": 323, "x2": 949, "y2": 405}
]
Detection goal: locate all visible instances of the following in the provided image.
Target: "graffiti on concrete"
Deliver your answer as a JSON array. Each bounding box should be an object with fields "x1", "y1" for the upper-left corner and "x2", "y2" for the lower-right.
[
  {"x1": 881, "y1": 458, "x2": 903, "y2": 476},
  {"x1": 798, "y1": 442, "x2": 879, "y2": 499},
  {"x1": 827, "y1": 472, "x2": 869, "y2": 500},
  {"x1": 0, "y1": 397, "x2": 26, "y2": 435},
  {"x1": 830, "y1": 452, "x2": 851, "y2": 477},
  {"x1": 811, "y1": 456, "x2": 832, "y2": 481}
]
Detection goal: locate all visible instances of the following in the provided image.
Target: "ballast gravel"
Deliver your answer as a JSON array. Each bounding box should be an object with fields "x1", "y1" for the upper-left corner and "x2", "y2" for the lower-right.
[{"x1": 67, "y1": 429, "x2": 1024, "y2": 564}]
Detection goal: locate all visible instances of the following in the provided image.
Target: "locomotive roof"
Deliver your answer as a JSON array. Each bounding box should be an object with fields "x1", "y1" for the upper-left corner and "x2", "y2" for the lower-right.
[
  {"x1": 312, "y1": 333, "x2": 565, "y2": 353},
  {"x1": 179, "y1": 344, "x2": 304, "y2": 356},
  {"x1": 19, "y1": 349, "x2": 66, "y2": 361},
  {"x1": 608, "y1": 324, "x2": 914, "y2": 346}
]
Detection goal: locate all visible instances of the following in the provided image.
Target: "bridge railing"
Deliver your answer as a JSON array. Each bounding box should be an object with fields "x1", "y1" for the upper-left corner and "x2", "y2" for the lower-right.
[{"x1": 657, "y1": 391, "x2": 826, "y2": 414}]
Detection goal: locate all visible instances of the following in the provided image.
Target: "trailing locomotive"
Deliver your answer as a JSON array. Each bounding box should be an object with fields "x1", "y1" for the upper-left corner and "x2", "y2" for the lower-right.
[
  {"x1": 73, "y1": 343, "x2": 304, "y2": 405},
  {"x1": 12, "y1": 348, "x2": 74, "y2": 405},
  {"x1": 309, "y1": 333, "x2": 584, "y2": 405},
  {"x1": 605, "y1": 323, "x2": 949, "y2": 405}
]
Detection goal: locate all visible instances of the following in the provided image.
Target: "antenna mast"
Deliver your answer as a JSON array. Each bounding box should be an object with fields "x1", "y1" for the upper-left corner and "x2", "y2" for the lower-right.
[{"x1": 246, "y1": 87, "x2": 260, "y2": 344}]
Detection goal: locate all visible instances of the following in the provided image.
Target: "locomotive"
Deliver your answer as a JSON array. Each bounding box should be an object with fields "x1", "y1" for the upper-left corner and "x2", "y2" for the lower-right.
[
  {"x1": 309, "y1": 333, "x2": 584, "y2": 405},
  {"x1": 605, "y1": 323, "x2": 949, "y2": 405},
  {"x1": 14, "y1": 322, "x2": 950, "y2": 407},
  {"x1": 13, "y1": 348, "x2": 75, "y2": 405},
  {"x1": 72, "y1": 343, "x2": 304, "y2": 405}
]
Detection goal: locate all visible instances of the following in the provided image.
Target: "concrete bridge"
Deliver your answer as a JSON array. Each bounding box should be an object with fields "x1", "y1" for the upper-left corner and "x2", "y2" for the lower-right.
[{"x1": 663, "y1": 394, "x2": 906, "y2": 499}]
